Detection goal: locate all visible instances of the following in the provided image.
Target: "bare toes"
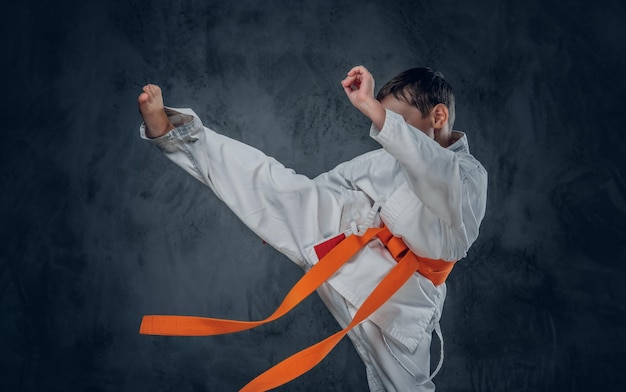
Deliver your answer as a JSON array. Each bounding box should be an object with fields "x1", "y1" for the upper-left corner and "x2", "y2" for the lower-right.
[
  {"x1": 138, "y1": 92, "x2": 149, "y2": 104},
  {"x1": 150, "y1": 84, "x2": 161, "y2": 97}
]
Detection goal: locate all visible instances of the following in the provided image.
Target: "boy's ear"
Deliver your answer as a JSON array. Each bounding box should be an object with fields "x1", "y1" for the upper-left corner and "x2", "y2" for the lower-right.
[{"x1": 432, "y1": 104, "x2": 449, "y2": 129}]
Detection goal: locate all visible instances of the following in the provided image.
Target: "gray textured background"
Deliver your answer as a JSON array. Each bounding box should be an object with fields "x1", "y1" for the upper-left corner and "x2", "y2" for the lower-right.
[{"x1": 2, "y1": 0, "x2": 625, "y2": 391}]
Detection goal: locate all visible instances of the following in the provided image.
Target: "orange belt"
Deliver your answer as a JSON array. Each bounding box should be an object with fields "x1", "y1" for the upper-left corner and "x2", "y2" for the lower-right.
[{"x1": 140, "y1": 226, "x2": 454, "y2": 391}]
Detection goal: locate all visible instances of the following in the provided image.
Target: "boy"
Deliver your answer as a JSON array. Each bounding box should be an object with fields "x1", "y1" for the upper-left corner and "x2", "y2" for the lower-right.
[{"x1": 137, "y1": 65, "x2": 487, "y2": 391}]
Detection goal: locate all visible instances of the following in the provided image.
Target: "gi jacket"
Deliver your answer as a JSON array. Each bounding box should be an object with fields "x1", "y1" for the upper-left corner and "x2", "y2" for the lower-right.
[{"x1": 141, "y1": 107, "x2": 487, "y2": 389}]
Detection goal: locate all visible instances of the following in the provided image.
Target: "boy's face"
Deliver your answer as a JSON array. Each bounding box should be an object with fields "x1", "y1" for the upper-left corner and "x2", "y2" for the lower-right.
[{"x1": 380, "y1": 96, "x2": 435, "y2": 138}]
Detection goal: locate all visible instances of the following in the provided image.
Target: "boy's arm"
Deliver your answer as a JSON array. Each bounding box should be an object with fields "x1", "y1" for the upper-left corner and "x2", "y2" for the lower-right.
[
  {"x1": 341, "y1": 66, "x2": 386, "y2": 130},
  {"x1": 372, "y1": 111, "x2": 475, "y2": 229},
  {"x1": 342, "y1": 66, "x2": 487, "y2": 235}
]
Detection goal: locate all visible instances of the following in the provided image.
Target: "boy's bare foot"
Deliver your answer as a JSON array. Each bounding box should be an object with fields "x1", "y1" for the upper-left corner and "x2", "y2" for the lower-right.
[{"x1": 138, "y1": 84, "x2": 175, "y2": 138}]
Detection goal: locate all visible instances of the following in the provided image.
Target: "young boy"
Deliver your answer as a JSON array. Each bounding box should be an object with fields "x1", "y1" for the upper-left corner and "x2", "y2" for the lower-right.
[{"x1": 137, "y1": 65, "x2": 487, "y2": 391}]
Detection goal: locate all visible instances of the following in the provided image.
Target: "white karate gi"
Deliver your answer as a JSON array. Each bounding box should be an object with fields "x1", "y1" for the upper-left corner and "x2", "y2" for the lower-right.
[{"x1": 140, "y1": 107, "x2": 487, "y2": 391}]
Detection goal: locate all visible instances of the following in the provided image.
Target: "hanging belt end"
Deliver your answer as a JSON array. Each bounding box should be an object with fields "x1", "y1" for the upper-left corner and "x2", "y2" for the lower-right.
[{"x1": 139, "y1": 315, "x2": 154, "y2": 335}]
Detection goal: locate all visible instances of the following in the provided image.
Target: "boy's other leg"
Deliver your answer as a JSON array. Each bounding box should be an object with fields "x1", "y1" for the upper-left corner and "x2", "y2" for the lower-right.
[{"x1": 138, "y1": 84, "x2": 175, "y2": 138}]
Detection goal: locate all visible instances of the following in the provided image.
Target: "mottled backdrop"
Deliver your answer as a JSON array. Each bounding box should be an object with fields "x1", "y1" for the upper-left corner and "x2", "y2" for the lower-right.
[{"x1": 1, "y1": 0, "x2": 625, "y2": 391}]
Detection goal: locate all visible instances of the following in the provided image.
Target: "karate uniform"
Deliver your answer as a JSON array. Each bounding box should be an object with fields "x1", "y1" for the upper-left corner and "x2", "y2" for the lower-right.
[{"x1": 140, "y1": 107, "x2": 487, "y2": 391}]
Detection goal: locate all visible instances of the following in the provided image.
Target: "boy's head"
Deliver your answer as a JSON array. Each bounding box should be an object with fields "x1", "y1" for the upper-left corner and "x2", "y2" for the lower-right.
[{"x1": 377, "y1": 67, "x2": 456, "y2": 132}]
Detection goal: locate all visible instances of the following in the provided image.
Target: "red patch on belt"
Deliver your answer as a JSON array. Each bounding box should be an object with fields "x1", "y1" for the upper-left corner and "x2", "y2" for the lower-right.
[{"x1": 313, "y1": 233, "x2": 346, "y2": 260}]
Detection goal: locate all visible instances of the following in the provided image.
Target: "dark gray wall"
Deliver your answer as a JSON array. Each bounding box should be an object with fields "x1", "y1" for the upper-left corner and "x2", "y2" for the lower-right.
[{"x1": 2, "y1": 0, "x2": 625, "y2": 390}]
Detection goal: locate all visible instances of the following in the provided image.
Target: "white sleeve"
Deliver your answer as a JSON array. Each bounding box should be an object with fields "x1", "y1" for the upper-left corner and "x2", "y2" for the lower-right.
[
  {"x1": 140, "y1": 107, "x2": 346, "y2": 268},
  {"x1": 370, "y1": 110, "x2": 487, "y2": 255}
]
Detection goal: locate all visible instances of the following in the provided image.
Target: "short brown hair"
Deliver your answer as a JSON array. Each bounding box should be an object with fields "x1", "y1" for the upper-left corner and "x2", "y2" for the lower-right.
[{"x1": 377, "y1": 67, "x2": 456, "y2": 129}]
